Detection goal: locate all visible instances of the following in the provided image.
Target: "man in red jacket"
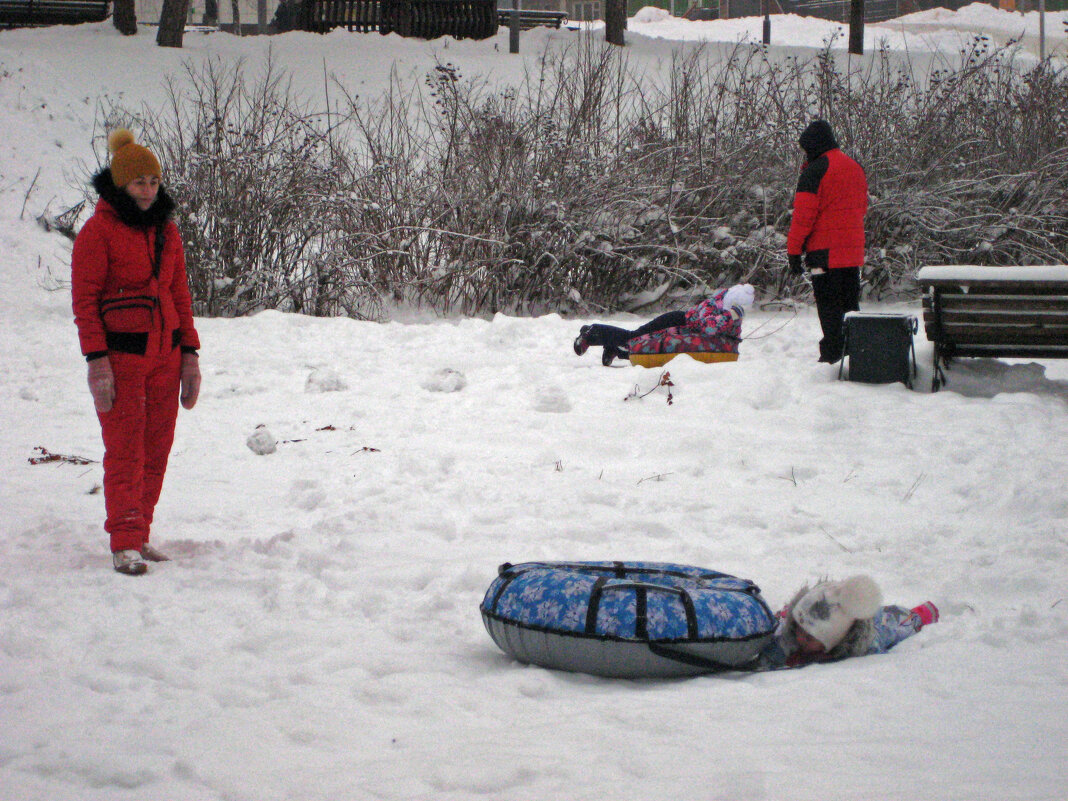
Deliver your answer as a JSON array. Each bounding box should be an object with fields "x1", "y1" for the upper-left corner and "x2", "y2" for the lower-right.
[{"x1": 786, "y1": 120, "x2": 868, "y2": 363}]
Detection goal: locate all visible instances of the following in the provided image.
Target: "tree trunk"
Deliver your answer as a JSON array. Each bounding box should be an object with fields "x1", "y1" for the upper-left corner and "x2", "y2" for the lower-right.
[
  {"x1": 157, "y1": 0, "x2": 191, "y2": 47},
  {"x1": 113, "y1": 0, "x2": 136, "y2": 34},
  {"x1": 203, "y1": 0, "x2": 218, "y2": 25},
  {"x1": 848, "y1": 0, "x2": 864, "y2": 55},
  {"x1": 231, "y1": 0, "x2": 242, "y2": 34},
  {"x1": 605, "y1": 0, "x2": 625, "y2": 46}
]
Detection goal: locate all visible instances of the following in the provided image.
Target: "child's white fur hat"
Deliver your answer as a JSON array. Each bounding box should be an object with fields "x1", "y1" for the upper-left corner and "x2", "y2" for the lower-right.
[
  {"x1": 792, "y1": 575, "x2": 883, "y2": 650},
  {"x1": 722, "y1": 283, "x2": 755, "y2": 309}
]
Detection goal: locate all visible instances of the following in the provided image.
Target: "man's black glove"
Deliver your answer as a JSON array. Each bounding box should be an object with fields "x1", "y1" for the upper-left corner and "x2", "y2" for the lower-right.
[{"x1": 788, "y1": 254, "x2": 804, "y2": 275}]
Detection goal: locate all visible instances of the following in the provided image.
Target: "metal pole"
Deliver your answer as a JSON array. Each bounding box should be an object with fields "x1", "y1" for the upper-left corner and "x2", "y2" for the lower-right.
[
  {"x1": 1039, "y1": 0, "x2": 1046, "y2": 62},
  {"x1": 762, "y1": 0, "x2": 770, "y2": 44},
  {"x1": 848, "y1": 0, "x2": 863, "y2": 55}
]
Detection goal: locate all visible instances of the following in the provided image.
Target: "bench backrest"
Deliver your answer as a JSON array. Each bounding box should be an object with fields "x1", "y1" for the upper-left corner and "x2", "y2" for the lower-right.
[
  {"x1": 917, "y1": 265, "x2": 1068, "y2": 359},
  {"x1": 496, "y1": 8, "x2": 567, "y2": 28},
  {"x1": 299, "y1": 0, "x2": 497, "y2": 38},
  {"x1": 0, "y1": 0, "x2": 109, "y2": 25}
]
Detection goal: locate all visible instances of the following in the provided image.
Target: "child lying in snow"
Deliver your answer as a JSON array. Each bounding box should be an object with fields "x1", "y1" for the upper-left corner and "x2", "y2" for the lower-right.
[
  {"x1": 754, "y1": 575, "x2": 939, "y2": 670},
  {"x1": 572, "y1": 283, "x2": 756, "y2": 366}
]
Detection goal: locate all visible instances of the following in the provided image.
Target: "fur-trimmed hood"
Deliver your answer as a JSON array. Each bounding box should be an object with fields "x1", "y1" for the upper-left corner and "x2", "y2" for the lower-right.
[
  {"x1": 783, "y1": 581, "x2": 878, "y2": 661},
  {"x1": 91, "y1": 168, "x2": 175, "y2": 229}
]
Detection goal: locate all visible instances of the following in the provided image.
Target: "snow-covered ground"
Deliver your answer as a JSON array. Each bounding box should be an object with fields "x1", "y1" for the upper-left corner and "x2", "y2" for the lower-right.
[{"x1": 2, "y1": 7, "x2": 1067, "y2": 800}]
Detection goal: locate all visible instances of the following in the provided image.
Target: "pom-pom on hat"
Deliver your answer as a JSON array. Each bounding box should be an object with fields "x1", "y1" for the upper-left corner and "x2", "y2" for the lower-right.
[
  {"x1": 792, "y1": 575, "x2": 882, "y2": 651},
  {"x1": 108, "y1": 128, "x2": 161, "y2": 189}
]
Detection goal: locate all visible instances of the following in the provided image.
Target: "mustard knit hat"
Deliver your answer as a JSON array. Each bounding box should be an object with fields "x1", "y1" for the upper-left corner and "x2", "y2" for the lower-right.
[{"x1": 108, "y1": 128, "x2": 161, "y2": 188}]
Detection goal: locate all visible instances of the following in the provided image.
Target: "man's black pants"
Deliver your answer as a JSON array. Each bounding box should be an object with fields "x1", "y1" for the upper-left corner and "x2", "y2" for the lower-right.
[{"x1": 810, "y1": 266, "x2": 860, "y2": 363}]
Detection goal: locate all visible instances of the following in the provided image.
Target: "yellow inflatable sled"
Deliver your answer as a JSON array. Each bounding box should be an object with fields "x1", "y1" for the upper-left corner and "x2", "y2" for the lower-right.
[{"x1": 628, "y1": 352, "x2": 740, "y2": 368}]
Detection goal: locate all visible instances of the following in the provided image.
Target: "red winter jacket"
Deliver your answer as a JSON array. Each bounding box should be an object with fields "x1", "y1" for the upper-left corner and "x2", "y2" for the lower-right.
[
  {"x1": 787, "y1": 135, "x2": 868, "y2": 271},
  {"x1": 72, "y1": 171, "x2": 200, "y2": 360}
]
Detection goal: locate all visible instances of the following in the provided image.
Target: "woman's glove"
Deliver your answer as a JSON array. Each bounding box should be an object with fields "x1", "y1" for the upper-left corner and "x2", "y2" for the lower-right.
[
  {"x1": 180, "y1": 352, "x2": 201, "y2": 410},
  {"x1": 87, "y1": 356, "x2": 115, "y2": 413}
]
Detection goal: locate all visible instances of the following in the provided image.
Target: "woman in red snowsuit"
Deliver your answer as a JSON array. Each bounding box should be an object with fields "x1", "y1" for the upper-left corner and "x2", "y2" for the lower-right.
[{"x1": 71, "y1": 129, "x2": 201, "y2": 575}]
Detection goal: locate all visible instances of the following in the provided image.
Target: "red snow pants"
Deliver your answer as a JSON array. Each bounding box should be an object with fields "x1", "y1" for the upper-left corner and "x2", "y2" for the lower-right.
[{"x1": 98, "y1": 346, "x2": 182, "y2": 552}]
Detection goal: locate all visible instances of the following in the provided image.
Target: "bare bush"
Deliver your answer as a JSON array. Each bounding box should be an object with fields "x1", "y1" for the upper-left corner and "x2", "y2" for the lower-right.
[
  {"x1": 140, "y1": 54, "x2": 381, "y2": 318},
  {"x1": 98, "y1": 37, "x2": 1067, "y2": 318}
]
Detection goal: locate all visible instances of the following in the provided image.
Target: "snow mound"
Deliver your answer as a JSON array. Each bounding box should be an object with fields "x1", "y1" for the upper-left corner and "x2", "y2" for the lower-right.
[
  {"x1": 422, "y1": 368, "x2": 468, "y2": 393},
  {"x1": 305, "y1": 368, "x2": 349, "y2": 393},
  {"x1": 246, "y1": 425, "x2": 278, "y2": 455},
  {"x1": 633, "y1": 5, "x2": 671, "y2": 23}
]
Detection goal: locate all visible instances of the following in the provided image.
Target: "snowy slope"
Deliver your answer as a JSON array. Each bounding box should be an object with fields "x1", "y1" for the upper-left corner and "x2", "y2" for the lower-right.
[{"x1": 1, "y1": 11, "x2": 1067, "y2": 801}]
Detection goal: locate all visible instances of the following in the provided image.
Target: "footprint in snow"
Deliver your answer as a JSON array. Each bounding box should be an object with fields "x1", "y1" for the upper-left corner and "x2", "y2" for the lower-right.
[{"x1": 533, "y1": 384, "x2": 571, "y2": 413}]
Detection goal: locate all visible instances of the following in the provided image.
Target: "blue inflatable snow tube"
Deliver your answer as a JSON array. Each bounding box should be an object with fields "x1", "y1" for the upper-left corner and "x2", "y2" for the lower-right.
[{"x1": 480, "y1": 561, "x2": 778, "y2": 678}]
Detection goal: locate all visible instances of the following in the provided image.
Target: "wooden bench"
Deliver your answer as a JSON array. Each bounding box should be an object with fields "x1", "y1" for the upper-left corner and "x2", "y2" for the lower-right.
[
  {"x1": 0, "y1": 0, "x2": 108, "y2": 27},
  {"x1": 496, "y1": 8, "x2": 567, "y2": 29},
  {"x1": 917, "y1": 265, "x2": 1068, "y2": 391},
  {"x1": 298, "y1": 0, "x2": 497, "y2": 38}
]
